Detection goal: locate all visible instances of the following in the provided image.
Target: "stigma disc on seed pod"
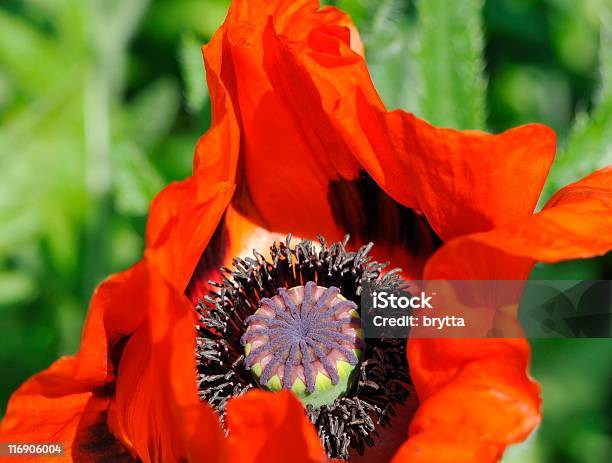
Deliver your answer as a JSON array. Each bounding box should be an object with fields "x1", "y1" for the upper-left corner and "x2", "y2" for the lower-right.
[{"x1": 241, "y1": 282, "x2": 364, "y2": 407}]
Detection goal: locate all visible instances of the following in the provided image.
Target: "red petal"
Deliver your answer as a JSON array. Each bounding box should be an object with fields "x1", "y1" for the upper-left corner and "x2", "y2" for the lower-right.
[
  {"x1": 288, "y1": 13, "x2": 556, "y2": 241},
  {"x1": 392, "y1": 114, "x2": 553, "y2": 241},
  {"x1": 399, "y1": 169, "x2": 612, "y2": 462},
  {"x1": 202, "y1": 4, "x2": 441, "y2": 276},
  {"x1": 152, "y1": 32, "x2": 239, "y2": 292},
  {"x1": 342, "y1": 98, "x2": 556, "y2": 240},
  {"x1": 398, "y1": 338, "x2": 540, "y2": 463},
  {"x1": 201, "y1": 0, "x2": 365, "y2": 240},
  {"x1": 391, "y1": 430, "x2": 502, "y2": 463},
  {"x1": 3, "y1": 169, "x2": 236, "y2": 461},
  {"x1": 424, "y1": 166, "x2": 612, "y2": 280},
  {"x1": 145, "y1": 177, "x2": 234, "y2": 292},
  {"x1": 0, "y1": 262, "x2": 151, "y2": 461},
  {"x1": 193, "y1": 14, "x2": 240, "y2": 184},
  {"x1": 109, "y1": 262, "x2": 225, "y2": 463},
  {"x1": 0, "y1": 355, "x2": 106, "y2": 460},
  {"x1": 225, "y1": 390, "x2": 326, "y2": 463}
]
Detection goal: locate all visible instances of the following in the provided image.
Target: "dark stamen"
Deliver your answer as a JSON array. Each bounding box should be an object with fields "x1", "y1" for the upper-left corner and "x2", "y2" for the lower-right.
[{"x1": 194, "y1": 235, "x2": 411, "y2": 460}]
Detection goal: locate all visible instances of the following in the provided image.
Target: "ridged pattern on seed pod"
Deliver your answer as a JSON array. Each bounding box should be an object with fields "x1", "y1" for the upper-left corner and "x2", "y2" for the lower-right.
[{"x1": 242, "y1": 282, "x2": 363, "y2": 406}]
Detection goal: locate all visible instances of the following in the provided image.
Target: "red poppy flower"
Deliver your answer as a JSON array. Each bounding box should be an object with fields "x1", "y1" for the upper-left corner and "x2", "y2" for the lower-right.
[{"x1": 2, "y1": 1, "x2": 612, "y2": 462}]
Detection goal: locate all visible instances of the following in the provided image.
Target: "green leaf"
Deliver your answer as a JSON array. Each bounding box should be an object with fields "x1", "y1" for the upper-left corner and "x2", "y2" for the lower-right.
[
  {"x1": 597, "y1": 10, "x2": 611, "y2": 103},
  {"x1": 416, "y1": 0, "x2": 487, "y2": 129},
  {"x1": 85, "y1": 0, "x2": 150, "y2": 53},
  {"x1": 334, "y1": 0, "x2": 369, "y2": 25},
  {"x1": 179, "y1": 32, "x2": 209, "y2": 113},
  {"x1": 145, "y1": 0, "x2": 229, "y2": 41},
  {"x1": 0, "y1": 9, "x2": 63, "y2": 94},
  {"x1": 43, "y1": 208, "x2": 80, "y2": 278},
  {"x1": 126, "y1": 77, "x2": 181, "y2": 150},
  {"x1": 0, "y1": 271, "x2": 37, "y2": 306},
  {"x1": 109, "y1": 221, "x2": 144, "y2": 272},
  {"x1": 108, "y1": 0, "x2": 151, "y2": 48},
  {"x1": 541, "y1": 13, "x2": 612, "y2": 202},
  {"x1": 361, "y1": 0, "x2": 420, "y2": 111},
  {"x1": 111, "y1": 142, "x2": 164, "y2": 216},
  {"x1": 56, "y1": 299, "x2": 86, "y2": 355}
]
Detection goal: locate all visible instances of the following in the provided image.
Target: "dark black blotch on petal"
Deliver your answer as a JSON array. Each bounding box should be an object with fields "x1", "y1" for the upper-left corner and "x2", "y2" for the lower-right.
[{"x1": 328, "y1": 170, "x2": 442, "y2": 257}]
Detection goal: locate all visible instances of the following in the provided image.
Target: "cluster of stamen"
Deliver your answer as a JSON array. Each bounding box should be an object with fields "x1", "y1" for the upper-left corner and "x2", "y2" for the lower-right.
[{"x1": 194, "y1": 235, "x2": 410, "y2": 460}]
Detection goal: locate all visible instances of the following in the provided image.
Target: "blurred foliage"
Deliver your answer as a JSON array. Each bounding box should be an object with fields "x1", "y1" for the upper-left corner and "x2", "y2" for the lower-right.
[
  {"x1": 542, "y1": 8, "x2": 612, "y2": 203},
  {"x1": 416, "y1": 0, "x2": 488, "y2": 129},
  {"x1": 0, "y1": 0, "x2": 611, "y2": 461}
]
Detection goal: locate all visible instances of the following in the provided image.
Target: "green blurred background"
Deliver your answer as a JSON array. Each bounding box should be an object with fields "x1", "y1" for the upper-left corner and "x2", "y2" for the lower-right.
[{"x1": 0, "y1": 0, "x2": 610, "y2": 461}]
